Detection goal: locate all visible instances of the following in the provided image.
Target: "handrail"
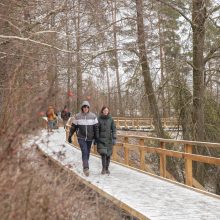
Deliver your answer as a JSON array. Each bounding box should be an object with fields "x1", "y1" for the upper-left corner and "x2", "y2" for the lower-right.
[
  {"x1": 117, "y1": 134, "x2": 220, "y2": 149},
  {"x1": 65, "y1": 124, "x2": 220, "y2": 193},
  {"x1": 112, "y1": 117, "x2": 179, "y2": 129}
]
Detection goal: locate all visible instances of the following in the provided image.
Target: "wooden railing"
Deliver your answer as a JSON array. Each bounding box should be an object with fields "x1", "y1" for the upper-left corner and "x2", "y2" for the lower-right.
[
  {"x1": 65, "y1": 124, "x2": 220, "y2": 193},
  {"x1": 112, "y1": 117, "x2": 179, "y2": 129}
]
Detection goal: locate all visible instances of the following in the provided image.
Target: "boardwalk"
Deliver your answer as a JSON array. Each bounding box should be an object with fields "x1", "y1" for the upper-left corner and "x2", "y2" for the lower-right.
[{"x1": 35, "y1": 128, "x2": 220, "y2": 220}]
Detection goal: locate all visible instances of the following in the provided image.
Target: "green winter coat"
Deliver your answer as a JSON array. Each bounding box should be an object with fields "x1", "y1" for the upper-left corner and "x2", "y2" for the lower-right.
[{"x1": 97, "y1": 114, "x2": 116, "y2": 156}]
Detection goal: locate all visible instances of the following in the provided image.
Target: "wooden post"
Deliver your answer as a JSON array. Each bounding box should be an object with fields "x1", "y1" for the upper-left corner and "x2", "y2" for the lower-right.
[
  {"x1": 137, "y1": 119, "x2": 139, "y2": 129},
  {"x1": 185, "y1": 144, "x2": 193, "y2": 186},
  {"x1": 124, "y1": 144, "x2": 129, "y2": 165},
  {"x1": 112, "y1": 144, "x2": 117, "y2": 161},
  {"x1": 93, "y1": 144, "x2": 97, "y2": 154},
  {"x1": 73, "y1": 134, "x2": 78, "y2": 146},
  {"x1": 160, "y1": 142, "x2": 166, "y2": 178},
  {"x1": 139, "y1": 138, "x2": 147, "y2": 171},
  {"x1": 66, "y1": 128, "x2": 69, "y2": 141},
  {"x1": 139, "y1": 138, "x2": 144, "y2": 146},
  {"x1": 124, "y1": 137, "x2": 129, "y2": 165},
  {"x1": 116, "y1": 118, "x2": 120, "y2": 128},
  {"x1": 139, "y1": 147, "x2": 145, "y2": 170},
  {"x1": 125, "y1": 119, "x2": 128, "y2": 129},
  {"x1": 132, "y1": 119, "x2": 135, "y2": 128}
]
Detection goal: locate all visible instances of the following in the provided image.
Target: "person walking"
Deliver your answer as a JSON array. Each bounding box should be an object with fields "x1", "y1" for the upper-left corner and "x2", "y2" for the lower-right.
[
  {"x1": 68, "y1": 101, "x2": 98, "y2": 176},
  {"x1": 96, "y1": 106, "x2": 116, "y2": 175},
  {"x1": 61, "y1": 105, "x2": 71, "y2": 129},
  {"x1": 46, "y1": 106, "x2": 57, "y2": 132}
]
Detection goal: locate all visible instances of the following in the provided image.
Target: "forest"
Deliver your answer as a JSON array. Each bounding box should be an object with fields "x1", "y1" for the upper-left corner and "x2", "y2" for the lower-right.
[{"x1": 0, "y1": 0, "x2": 220, "y2": 219}]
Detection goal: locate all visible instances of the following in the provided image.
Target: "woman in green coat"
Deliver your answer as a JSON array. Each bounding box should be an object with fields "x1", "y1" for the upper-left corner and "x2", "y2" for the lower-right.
[{"x1": 97, "y1": 106, "x2": 116, "y2": 174}]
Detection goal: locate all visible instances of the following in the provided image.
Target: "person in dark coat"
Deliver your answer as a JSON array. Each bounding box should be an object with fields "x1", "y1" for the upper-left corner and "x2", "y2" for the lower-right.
[
  {"x1": 68, "y1": 101, "x2": 98, "y2": 176},
  {"x1": 96, "y1": 106, "x2": 116, "y2": 175},
  {"x1": 61, "y1": 105, "x2": 71, "y2": 129}
]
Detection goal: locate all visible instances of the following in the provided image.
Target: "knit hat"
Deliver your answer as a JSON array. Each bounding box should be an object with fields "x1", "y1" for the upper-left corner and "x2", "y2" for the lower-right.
[{"x1": 81, "y1": 100, "x2": 90, "y2": 109}]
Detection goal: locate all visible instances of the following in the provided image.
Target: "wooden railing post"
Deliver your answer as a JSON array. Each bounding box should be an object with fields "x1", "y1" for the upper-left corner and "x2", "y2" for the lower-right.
[
  {"x1": 125, "y1": 119, "x2": 128, "y2": 129},
  {"x1": 139, "y1": 138, "x2": 145, "y2": 170},
  {"x1": 94, "y1": 144, "x2": 97, "y2": 154},
  {"x1": 160, "y1": 142, "x2": 166, "y2": 178},
  {"x1": 137, "y1": 119, "x2": 139, "y2": 129},
  {"x1": 124, "y1": 144, "x2": 129, "y2": 165},
  {"x1": 132, "y1": 119, "x2": 135, "y2": 128},
  {"x1": 73, "y1": 133, "x2": 78, "y2": 146},
  {"x1": 185, "y1": 144, "x2": 193, "y2": 186},
  {"x1": 124, "y1": 137, "x2": 129, "y2": 165},
  {"x1": 112, "y1": 144, "x2": 117, "y2": 160},
  {"x1": 116, "y1": 118, "x2": 120, "y2": 128},
  {"x1": 66, "y1": 128, "x2": 69, "y2": 141}
]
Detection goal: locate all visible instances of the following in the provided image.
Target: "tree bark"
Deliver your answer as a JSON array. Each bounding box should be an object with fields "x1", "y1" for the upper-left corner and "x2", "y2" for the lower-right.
[
  {"x1": 75, "y1": 0, "x2": 82, "y2": 111},
  {"x1": 192, "y1": 0, "x2": 207, "y2": 185},
  {"x1": 135, "y1": 0, "x2": 165, "y2": 137},
  {"x1": 158, "y1": 11, "x2": 168, "y2": 118},
  {"x1": 192, "y1": 0, "x2": 206, "y2": 141},
  {"x1": 111, "y1": 0, "x2": 123, "y2": 116}
]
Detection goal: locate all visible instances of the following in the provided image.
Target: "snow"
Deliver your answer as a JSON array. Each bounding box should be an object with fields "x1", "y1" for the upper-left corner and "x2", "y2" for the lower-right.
[{"x1": 33, "y1": 128, "x2": 220, "y2": 220}]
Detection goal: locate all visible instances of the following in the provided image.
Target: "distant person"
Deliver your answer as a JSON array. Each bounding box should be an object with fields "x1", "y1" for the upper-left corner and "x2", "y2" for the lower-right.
[
  {"x1": 96, "y1": 106, "x2": 116, "y2": 175},
  {"x1": 68, "y1": 101, "x2": 98, "y2": 176},
  {"x1": 46, "y1": 106, "x2": 57, "y2": 132},
  {"x1": 61, "y1": 105, "x2": 71, "y2": 129}
]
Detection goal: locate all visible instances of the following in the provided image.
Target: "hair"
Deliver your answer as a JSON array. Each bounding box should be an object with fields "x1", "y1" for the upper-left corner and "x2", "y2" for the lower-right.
[{"x1": 100, "y1": 106, "x2": 110, "y2": 114}]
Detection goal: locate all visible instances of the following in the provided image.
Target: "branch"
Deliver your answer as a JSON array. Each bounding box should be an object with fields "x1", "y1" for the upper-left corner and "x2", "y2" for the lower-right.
[
  {"x1": 155, "y1": 0, "x2": 193, "y2": 28},
  {"x1": 0, "y1": 35, "x2": 74, "y2": 53},
  {"x1": 204, "y1": 39, "x2": 220, "y2": 63}
]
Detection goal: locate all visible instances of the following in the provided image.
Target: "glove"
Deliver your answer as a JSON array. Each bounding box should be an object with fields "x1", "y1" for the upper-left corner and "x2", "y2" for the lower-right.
[
  {"x1": 112, "y1": 139, "x2": 116, "y2": 145},
  {"x1": 68, "y1": 136, "x2": 72, "y2": 143},
  {"x1": 93, "y1": 139, "x2": 99, "y2": 145}
]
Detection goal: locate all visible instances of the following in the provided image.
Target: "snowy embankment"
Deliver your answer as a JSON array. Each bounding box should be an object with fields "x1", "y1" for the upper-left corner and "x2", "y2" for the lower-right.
[{"x1": 33, "y1": 128, "x2": 220, "y2": 220}]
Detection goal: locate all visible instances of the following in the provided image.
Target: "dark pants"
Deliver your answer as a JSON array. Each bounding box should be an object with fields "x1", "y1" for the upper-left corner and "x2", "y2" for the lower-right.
[
  {"x1": 101, "y1": 154, "x2": 111, "y2": 170},
  {"x1": 78, "y1": 139, "x2": 92, "y2": 169}
]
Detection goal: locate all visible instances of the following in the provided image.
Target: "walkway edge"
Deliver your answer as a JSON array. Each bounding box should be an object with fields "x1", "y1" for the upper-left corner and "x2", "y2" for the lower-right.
[{"x1": 36, "y1": 144, "x2": 150, "y2": 220}]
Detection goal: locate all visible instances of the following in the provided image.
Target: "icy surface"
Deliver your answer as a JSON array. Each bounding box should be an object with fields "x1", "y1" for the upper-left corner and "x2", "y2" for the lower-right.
[{"x1": 34, "y1": 128, "x2": 220, "y2": 220}]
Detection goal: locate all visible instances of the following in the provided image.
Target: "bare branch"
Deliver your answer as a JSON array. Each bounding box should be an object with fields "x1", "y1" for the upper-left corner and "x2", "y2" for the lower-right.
[
  {"x1": 0, "y1": 35, "x2": 74, "y2": 53},
  {"x1": 204, "y1": 39, "x2": 220, "y2": 64}
]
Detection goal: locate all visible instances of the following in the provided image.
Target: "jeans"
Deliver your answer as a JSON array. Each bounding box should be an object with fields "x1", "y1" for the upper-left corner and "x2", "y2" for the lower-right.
[{"x1": 78, "y1": 139, "x2": 92, "y2": 169}]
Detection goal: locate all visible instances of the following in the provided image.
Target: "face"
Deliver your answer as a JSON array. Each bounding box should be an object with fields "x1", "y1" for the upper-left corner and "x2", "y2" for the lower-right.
[
  {"x1": 102, "y1": 108, "x2": 109, "y2": 116},
  {"x1": 82, "y1": 105, "x2": 89, "y2": 113}
]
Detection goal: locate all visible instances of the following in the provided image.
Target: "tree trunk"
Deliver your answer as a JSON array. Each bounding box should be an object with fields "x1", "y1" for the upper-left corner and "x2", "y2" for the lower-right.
[
  {"x1": 75, "y1": 0, "x2": 82, "y2": 111},
  {"x1": 192, "y1": 0, "x2": 207, "y2": 185},
  {"x1": 135, "y1": 0, "x2": 165, "y2": 138},
  {"x1": 66, "y1": 12, "x2": 71, "y2": 109},
  {"x1": 158, "y1": 11, "x2": 168, "y2": 118},
  {"x1": 192, "y1": 0, "x2": 206, "y2": 141},
  {"x1": 111, "y1": 0, "x2": 123, "y2": 116}
]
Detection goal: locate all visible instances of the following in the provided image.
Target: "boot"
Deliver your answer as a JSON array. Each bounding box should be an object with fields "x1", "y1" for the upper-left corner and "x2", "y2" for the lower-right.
[
  {"x1": 106, "y1": 156, "x2": 110, "y2": 174},
  {"x1": 83, "y1": 168, "x2": 89, "y2": 176},
  {"x1": 101, "y1": 155, "x2": 106, "y2": 175}
]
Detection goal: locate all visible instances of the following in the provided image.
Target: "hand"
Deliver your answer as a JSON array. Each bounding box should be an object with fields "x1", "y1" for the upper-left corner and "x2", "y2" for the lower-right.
[
  {"x1": 93, "y1": 139, "x2": 99, "y2": 145},
  {"x1": 112, "y1": 139, "x2": 116, "y2": 145},
  {"x1": 68, "y1": 136, "x2": 72, "y2": 143}
]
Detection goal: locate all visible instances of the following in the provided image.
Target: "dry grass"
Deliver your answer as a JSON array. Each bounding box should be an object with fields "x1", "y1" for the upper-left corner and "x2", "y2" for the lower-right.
[{"x1": 0, "y1": 145, "x2": 137, "y2": 220}]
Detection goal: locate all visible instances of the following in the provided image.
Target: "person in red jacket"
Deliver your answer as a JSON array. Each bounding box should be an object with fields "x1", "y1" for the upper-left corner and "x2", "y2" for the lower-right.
[{"x1": 46, "y1": 106, "x2": 57, "y2": 132}]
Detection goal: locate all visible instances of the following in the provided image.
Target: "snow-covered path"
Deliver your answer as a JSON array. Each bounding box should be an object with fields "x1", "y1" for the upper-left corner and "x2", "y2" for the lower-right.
[{"x1": 35, "y1": 128, "x2": 220, "y2": 220}]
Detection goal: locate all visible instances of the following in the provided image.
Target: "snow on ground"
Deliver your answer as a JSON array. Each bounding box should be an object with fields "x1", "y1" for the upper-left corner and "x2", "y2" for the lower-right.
[{"x1": 33, "y1": 128, "x2": 220, "y2": 220}]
